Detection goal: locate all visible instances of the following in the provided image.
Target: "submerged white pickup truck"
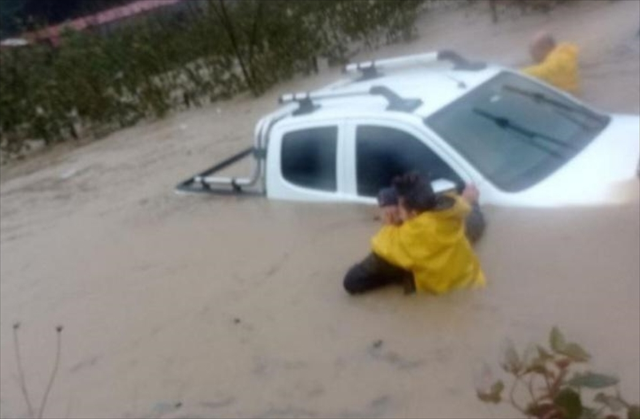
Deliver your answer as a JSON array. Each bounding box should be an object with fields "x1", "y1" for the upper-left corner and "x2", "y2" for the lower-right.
[{"x1": 176, "y1": 50, "x2": 640, "y2": 207}]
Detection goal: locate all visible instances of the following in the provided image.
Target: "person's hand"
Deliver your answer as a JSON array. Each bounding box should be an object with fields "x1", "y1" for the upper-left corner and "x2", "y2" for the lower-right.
[
  {"x1": 381, "y1": 205, "x2": 402, "y2": 225},
  {"x1": 462, "y1": 183, "x2": 480, "y2": 204}
]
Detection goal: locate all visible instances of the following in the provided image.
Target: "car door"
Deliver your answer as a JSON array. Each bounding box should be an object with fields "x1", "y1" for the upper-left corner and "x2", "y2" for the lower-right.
[
  {"x1": 344, "y1": 118, "x2": 472, "y2": 204},
  {"x1": 267, "y1": 119, "x2": 348, "y2": 202}
]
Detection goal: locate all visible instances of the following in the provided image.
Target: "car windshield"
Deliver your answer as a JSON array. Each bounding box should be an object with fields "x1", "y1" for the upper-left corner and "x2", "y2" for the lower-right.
[{"x1": 424, "y1": 71, "x2": 610, "y2": 192}]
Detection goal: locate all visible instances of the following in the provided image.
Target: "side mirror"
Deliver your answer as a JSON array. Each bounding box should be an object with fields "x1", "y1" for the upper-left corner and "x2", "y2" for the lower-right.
[{"x1": 431, "y1": 178, "x2": 457, "y2": 194}]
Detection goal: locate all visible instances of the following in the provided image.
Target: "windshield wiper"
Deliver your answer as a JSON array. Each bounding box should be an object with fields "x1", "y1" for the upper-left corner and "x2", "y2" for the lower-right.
[
  {"x1": 503, "y1": 85, "x2": 608, "y2": 126},
  {"x1": 473, "y1": 108, "x2": 577, "y2": 159}
]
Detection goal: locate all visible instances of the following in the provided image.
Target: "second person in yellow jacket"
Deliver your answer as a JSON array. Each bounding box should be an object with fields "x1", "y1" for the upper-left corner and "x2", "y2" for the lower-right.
[{"x1": 522, "y1": 31, "x2": 581, "y2": 95}]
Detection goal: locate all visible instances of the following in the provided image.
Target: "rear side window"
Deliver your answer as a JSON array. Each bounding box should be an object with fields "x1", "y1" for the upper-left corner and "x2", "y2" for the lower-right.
[
  {"x1": 281, "y1": 127, "x2": 338, "y2": 192},
  {"x1": 356, "y1": 125, "x2": 462, "y2": 197}
]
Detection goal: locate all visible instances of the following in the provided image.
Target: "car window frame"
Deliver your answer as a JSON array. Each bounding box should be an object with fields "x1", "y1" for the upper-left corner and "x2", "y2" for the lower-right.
[
  {"x1": 268, "y1": 118, "x2": 347, "y2": 201},
  {"x1": 344, "y1": 117, "x2": 472, "y2": 203}
]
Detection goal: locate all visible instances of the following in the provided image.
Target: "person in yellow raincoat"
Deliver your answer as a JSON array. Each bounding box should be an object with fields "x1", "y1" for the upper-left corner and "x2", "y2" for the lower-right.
[
  {"x1": 522, "y1": 31, "x2": 581, "y2": 95},
  {"x1": 343, "y1": 173, "x2": 485, "y2": 295}
]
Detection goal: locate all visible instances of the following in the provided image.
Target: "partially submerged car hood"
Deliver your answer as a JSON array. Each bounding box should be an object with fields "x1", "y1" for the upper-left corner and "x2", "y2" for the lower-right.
[{"x1": 513, "y1": 114, "x2": 640, "y2": 207}]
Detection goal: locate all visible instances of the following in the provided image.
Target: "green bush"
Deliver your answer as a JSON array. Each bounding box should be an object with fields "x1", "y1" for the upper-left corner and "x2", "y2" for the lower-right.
[{"x1": 0, "y1": 0, "x2": 425, "y2": 156}]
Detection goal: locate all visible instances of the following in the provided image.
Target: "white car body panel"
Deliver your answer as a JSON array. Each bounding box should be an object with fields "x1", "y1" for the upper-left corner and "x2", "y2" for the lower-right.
[{"x1": 183, "y1": 51, "x2": 640, "y2": 208}]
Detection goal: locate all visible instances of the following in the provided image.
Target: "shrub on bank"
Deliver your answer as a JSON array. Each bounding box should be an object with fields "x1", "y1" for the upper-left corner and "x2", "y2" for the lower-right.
[{"x1": 0, "y1": 0, "x2": 424, "y2": 158}]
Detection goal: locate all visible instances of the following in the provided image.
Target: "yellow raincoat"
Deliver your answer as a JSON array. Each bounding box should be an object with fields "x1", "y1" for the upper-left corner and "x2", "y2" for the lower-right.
[
  {"x1": 522, "y1": 43, "x2": 580, "y2": 94},
  {"x1": 371, "y1": 195, "x2": 486, "y2": 295}
]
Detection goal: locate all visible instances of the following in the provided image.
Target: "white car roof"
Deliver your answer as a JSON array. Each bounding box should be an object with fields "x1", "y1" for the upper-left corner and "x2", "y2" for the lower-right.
[{"x1": 282, "y1": 63, "x2": 504, "y2": 121}]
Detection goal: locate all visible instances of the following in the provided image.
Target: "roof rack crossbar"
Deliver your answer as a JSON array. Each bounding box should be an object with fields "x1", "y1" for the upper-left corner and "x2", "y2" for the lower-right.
[
  {"x1": 369, "y1": 86, "x2": 423, "y2": 112},
  {"x1": 279, "y1": 90, "x2": 368, "y2": 105},
  {"x1": 278, "y1": 85, "x2": 422, "y2": 115},
  {"x1": 437, "y1": 49, "x2": 487, "y2": 71},
  {"x1": 343, "y1": 49, "x2": 486, "y2": 78}
]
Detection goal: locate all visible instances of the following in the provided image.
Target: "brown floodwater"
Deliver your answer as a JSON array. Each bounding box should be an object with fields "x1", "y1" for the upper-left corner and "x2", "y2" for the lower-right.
[{"x1": 1, "y1": 1, "x2": 639, "y2": 418}]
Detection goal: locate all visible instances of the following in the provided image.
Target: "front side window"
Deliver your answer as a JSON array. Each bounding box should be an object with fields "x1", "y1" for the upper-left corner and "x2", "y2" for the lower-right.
[
  {"x1": 281, "y1": 127, "x2": 338, "y2": 192},
  {"x1": 425, "y1": 71, "x2": 609, "y2": 192},
  {"x1": 356, "y1": 125, "x2": 462, "y2": 197}
]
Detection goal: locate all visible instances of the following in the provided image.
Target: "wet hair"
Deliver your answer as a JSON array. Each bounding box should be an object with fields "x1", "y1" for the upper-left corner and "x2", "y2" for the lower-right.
[{"x1": 392, "y1": 172, "x2": 437, "y2": 212}]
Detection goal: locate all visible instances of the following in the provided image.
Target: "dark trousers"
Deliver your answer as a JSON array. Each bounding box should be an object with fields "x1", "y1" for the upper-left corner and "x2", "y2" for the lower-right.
[{"x1": 343, "y1": 253, "x2": 415, "y2": 295}]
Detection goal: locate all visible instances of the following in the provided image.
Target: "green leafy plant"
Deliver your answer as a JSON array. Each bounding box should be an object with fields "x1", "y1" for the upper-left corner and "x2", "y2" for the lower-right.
[{"x1": 477, "y1": 327, "x2": 639, "y2": 419}]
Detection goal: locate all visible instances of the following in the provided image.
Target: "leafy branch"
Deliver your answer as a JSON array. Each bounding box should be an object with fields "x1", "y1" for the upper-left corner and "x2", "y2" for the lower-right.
[{"x1": 477, "y1": 327, "x2": 639, "y2": 419}]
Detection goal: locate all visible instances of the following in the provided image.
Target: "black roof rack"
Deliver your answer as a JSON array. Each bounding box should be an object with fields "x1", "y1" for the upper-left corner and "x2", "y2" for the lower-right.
[
  {"x1": 369, "y1": 86, "x2": 422, "y2": 112},
  {"x1": 437, "y1": 50, "x2": 487, "y2": 71},
  {"x1": 278, "y1": 85, "x2": 423, "y2": 116},
  {"x1": 344, "y1": 49, "x2": 487, "y2": 81}
]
